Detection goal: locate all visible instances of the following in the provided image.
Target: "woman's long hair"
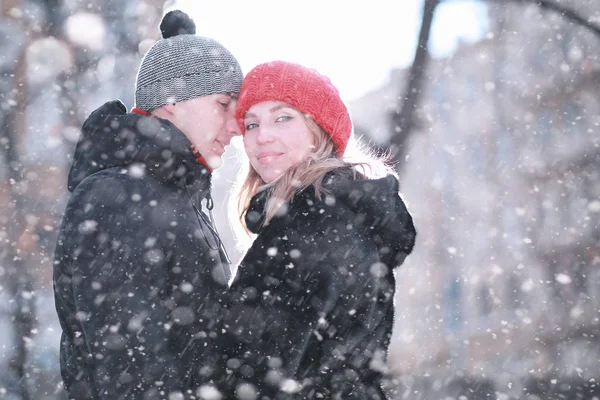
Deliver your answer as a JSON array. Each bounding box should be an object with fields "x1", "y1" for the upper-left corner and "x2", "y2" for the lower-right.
[{"x1": 231, "y1": 114, "x2": 395, "y2": 248}]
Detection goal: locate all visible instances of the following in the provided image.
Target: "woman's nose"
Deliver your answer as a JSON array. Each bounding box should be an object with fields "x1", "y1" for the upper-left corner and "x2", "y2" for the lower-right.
[{"x1": 255, "y1": 126, "x2": 275, "y2": 144}]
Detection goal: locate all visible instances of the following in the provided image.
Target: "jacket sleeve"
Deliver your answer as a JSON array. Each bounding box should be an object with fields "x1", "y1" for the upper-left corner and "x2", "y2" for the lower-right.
[
  {"x1": 281, "y1": 207, "x2": 398, "y2": 398},
  {"x1": 54, "y1": 174, "x2": 183, "y2": 399}
]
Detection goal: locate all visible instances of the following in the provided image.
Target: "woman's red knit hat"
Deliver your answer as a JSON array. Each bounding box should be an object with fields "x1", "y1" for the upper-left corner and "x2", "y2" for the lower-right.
[{"x1": 235, "y1": 61, "x2": 353, "y2": 155}]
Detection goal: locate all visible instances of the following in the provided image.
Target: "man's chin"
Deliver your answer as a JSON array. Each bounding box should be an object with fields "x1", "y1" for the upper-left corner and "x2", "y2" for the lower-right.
[{"x1": 204, "y1": 154, "x2": 223, "y2": 170}]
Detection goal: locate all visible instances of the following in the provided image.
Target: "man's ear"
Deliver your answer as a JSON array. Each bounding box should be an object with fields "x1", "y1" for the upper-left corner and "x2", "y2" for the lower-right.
[
  {"x1": 162, "y1": 103, "x2": 176, "y2": 115},
  {"x1": 150, "y1": 103, "x2": 176, "y2": 120},
  {"x1": 152, "y1": 103, "x2": 176, "y2": 121}
]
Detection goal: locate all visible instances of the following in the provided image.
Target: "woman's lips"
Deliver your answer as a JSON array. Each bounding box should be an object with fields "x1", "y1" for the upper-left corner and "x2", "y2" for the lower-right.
[{"x1": 257, "y1": 151, "x2": 283, "y2": 163}]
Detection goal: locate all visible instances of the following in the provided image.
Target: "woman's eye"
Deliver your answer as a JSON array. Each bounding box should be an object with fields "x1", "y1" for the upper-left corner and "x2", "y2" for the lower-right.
[
  {"x1": 245, "y1": 122, "x2": 258, "y2": 130},
  {"x1": 275, "y1": 115, "x2": 292, "y2": 122},
  {"x1": 218, "y1": 101, "x2": 230, "y2": 109}
]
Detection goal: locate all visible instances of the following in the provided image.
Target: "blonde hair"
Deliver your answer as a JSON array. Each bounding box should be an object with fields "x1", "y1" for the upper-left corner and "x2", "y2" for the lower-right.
[{"x1": 231, "y1": 114, "x2": 394, "y2": 247}]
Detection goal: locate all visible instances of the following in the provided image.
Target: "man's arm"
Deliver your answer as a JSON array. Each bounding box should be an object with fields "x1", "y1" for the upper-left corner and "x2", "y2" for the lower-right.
[{"x1": 55, "y1": 173, "x2": 183, "y2": 399}]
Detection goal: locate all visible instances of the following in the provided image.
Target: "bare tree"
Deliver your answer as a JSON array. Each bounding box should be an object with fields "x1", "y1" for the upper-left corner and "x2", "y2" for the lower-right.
[
  {"x1": 492, "y1": 0, "x2": 600, "y2": 36},
  {"x1": 1, "y1": 4, "x2": 35, "y2": 399},
  {"x1": 388, "y1": 0, "x2": 441, "y2": 174},
  {"x1": 388, "y1": 0, "x2": 600, "y2": 174}
]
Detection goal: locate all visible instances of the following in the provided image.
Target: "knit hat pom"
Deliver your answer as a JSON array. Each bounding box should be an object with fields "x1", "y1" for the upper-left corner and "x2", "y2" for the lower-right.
[{"x1": 160, "y1": 10, "x2": 196, "y2": 39}]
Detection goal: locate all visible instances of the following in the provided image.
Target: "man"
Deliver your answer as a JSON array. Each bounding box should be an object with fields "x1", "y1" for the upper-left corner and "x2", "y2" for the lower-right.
[{"x1": 53, "y1": 10, "x2": 242, "y2": 399}]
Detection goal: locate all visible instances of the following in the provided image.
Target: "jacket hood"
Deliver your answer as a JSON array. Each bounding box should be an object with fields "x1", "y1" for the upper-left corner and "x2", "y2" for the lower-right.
[
  {"x1": 246, "y1": 168, "x2": 416, "y2": 267},
  {"x1": 324, "y1": 170, "x2": 416, "y2": 267},
  {"x1": 68, "y1": 100, "x2": 210, "y2": 193}
]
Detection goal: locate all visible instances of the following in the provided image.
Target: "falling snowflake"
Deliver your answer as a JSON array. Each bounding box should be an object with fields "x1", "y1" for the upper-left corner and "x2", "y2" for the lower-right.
[
  {"x1": 196, "y1": 385, "x2": 222, "y2": 400},
  {"x1": 78, "y1": 220, "x2": 98, "y2": 234},
  {"x1": 588, "y1": 200, "x2": 600, "y2": 213},
  {"x1": 555, "y1": 273, "x2": 572, "y2": 285},
  {"x1": 128, "y1": 163, "x2": 146, "y2": 178}
]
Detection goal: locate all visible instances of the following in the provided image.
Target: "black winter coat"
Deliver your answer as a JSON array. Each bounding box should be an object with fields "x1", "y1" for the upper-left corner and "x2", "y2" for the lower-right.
[
  {"x1": 53, "y1": 100, "x2": 231, "y2": 399},
  {"x1": 212, "y1": 169, "x2": 416, "y2": 399}
]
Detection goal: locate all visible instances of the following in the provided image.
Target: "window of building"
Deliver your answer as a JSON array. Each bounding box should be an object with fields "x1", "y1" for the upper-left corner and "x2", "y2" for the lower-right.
[
  {"x1": 446, "y1": 277, "x2": 463, "y2": 331},
  {"x1": 507, "y1": 275, "x2": 523, "y2": 309},
  {"x1": 478, "y1": 285, "x2": 493, "y2": 316}
]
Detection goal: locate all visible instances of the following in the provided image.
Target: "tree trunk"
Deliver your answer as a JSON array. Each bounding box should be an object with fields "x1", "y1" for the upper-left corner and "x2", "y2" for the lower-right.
[
  {"x1": 387, "y1": 0, "x2": 600, "y2": 177},
  {"x1": 389, "y1": 0, "x2": 441, "y2": 175},
  {"x1": 1, "y1": 6, "x2": 35, "y2": 400}
]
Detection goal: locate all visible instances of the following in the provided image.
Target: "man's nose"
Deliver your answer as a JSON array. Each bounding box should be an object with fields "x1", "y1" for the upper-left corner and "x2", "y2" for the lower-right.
[{"x1": 226, "y1": 117, "x2": 242, "y2": 138}]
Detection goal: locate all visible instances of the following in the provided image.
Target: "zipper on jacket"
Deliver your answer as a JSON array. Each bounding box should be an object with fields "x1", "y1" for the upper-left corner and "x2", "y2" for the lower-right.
[{"x1": 185, "y1": 188, "x2": 232, "y2": 281}]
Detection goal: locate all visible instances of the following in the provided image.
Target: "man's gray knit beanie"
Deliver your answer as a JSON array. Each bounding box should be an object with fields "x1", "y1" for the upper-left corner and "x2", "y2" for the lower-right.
[{"x1": 134, "y1": 10, "x2": 243, "y2": 111}]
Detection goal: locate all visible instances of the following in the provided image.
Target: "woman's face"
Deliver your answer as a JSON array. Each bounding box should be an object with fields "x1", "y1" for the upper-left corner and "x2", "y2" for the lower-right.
[{"x1": 242, "y1": 101, "x2": 315, "y2": 183}]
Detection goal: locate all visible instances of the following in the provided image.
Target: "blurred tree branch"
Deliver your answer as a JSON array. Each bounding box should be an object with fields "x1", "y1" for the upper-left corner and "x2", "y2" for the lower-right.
[
  {"x1": 0, "y1": 14, "x2": 35, "y2": 400},
  {"x1": 488, "y1": 0, "x2": 600, "y2": 37},
  {"x1": 388, "y1": 0, "x2": 600, "y2": 174},
  {"x1": 40, "y1": 0, "x2": 63, "y2": 37}
]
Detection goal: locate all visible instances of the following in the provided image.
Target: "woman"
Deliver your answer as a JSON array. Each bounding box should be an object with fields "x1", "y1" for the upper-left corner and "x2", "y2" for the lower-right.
[{"x1": 212, "y1": 61, "x2": 416, "y2": 399}]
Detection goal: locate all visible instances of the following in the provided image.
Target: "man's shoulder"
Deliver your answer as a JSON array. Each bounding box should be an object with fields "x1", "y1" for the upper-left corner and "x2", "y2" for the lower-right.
[
  {"x1": 61, "y1": 167, "x2": 193, "y2": 240},
  {"x1": 66, "y1": 167, "x2": 174, "y2": 212}
]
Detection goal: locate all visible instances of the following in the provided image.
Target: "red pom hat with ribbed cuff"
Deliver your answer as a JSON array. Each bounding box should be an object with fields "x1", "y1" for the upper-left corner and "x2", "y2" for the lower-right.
[{"x1": 235, "y1": 61, "x2": 353, "y2": 156}]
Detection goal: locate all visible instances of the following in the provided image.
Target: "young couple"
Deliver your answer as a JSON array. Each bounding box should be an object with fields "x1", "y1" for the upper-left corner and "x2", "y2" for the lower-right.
[{"x1": 53, "y1": 10, "x2": 416, "y2": 400}]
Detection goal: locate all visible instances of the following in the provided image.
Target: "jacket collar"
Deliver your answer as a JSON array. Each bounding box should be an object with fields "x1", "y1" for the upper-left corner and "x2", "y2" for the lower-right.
[
  {"x1": 245, "y1": 167, "x2": 416, "y2": 266},
  {"x1": 68, "y1": 100, "x2": 211, "y2": 196}
]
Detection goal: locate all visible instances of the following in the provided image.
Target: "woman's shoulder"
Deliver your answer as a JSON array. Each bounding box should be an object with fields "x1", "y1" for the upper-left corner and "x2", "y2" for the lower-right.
[
  {"x1": 322, "y1": 165, "x2": 364, "y2": 185},
  {"x1": 321, "y1": 166, "x2": 400, "y2": 199},
  {"x1": 298, "y1": 167, "x2": 408, "y2": 231},
  {"x1": 288, "y1": 167, "x2": 366, "y2": 219}
]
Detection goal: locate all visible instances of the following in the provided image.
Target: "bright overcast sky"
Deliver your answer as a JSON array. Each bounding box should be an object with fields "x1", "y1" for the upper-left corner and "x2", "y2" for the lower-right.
[{"x1": 169, "y1": 0, "x2": 488, "y2": 101}]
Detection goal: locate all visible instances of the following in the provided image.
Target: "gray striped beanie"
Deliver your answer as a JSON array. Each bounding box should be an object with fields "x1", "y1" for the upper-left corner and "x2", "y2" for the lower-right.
[{"x1": 134, "y1": 10, "x2": 243, "y2": 111}]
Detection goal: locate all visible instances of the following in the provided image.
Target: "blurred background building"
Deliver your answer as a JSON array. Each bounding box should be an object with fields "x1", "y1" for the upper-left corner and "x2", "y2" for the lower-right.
[
  {"x1": 350, "y1": 1, "x2": 600, "y2": 398},
  {"x1": 1, "y1": 1, "x2": 164, "y2": 398},
  {"x1": 0, "y1": 0, "x2": 598, "y2": 399}
]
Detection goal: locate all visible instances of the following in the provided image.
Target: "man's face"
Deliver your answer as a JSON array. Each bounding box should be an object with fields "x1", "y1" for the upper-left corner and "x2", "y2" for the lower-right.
[{"x1": 171, "y1": 94, "x2": 240, "y2": 169}]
